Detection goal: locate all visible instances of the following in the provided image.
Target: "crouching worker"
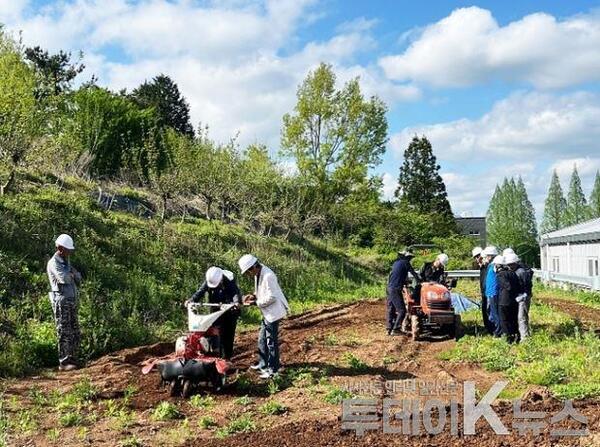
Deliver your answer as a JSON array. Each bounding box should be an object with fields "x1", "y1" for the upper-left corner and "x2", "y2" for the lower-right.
[
  {"x1": 238, "y1": 254, "x2": 289, "y2": 379},
  {"x1": 420, "y1": 253, "x2": 449, "y2": 284},
  {"x1": 187, "y1": 267, "x2": 241, "y2": 360},
  {"x1": 47, "y1": 234, "x2": 82, "y2": 372}
]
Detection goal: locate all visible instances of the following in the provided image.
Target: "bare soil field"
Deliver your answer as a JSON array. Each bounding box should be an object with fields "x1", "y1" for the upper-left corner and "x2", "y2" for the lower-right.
[{"x1": 3, "y1": 299, "x2": 599, "y2": 446}]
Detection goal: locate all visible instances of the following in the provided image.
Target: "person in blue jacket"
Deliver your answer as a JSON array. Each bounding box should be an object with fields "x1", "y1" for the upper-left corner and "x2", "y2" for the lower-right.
[
  {"x1": 485, "y1": 254, "x2": 504, "y2": 337},
  {"x1": 387, "y1": 251, "x2": 420, "y2": 336}
]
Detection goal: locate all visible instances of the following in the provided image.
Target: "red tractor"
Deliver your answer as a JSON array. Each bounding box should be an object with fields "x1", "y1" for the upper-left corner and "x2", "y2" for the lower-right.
[{"x1": 401, "y1": 245, "x2": 463, "y2": 341}]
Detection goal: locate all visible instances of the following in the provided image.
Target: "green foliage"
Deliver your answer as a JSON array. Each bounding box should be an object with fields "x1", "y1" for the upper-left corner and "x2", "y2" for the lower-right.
[
  {"x1": 281, "y1": 62, "x2": 388, "y2": 208},
  {"x1": 131, "y1": 74, "x2": 194, "y2": 137},
  {"x1": 588, "y1": 171, "x2": 600, "y2": 219},
  {"x1": 215, "y1": 415, "x2": 256, "y2": 438},
  {"x1": 234, "y1": 395, "x2": 252, "y2": 407},
  {"x1": 323, "y1": 386, "x2": 354, "y2": 404},
  {"x1": 189, "y1": 395, "x2": 215, "y2": 409},
  {"x1": 395, "y1": 136, "x2": 454, "y2": 231},
  {"x1": 259, "y1": 400, "x2": 288, "y2": 415},
  {"x1": 441, "y1": 303, "x2": 600, "y2": 399},
  {"x1": 565, "y1": 166, "x2": 590, "y2": 226},
  {"x1": 541, "y1": 170, "x2": 567, "y2": 234},
  {"x1": 152, "y1": 402, "x2": 183, "y2": 421},
  {"x1": 486, "y1": 177, "x2": 538, "y2": 266},
  {"x1": 0, "y1": 30, "x2": 43, "y2": 195},
  {"x1": 59, "y1": 411, "x2": 83, "y2": 427},
  {"x1": 341, "y1": 352, "x2": 369, "y2": 372},
  {"x1": 24, "y1": 46, "x2": 84, "y2": 97},
  {"x1": 198, "y1": 416, "x2": 217, "y2": 429},
  {"x1": 119, "y1": 435, "x2": 143, "y2": 447}
]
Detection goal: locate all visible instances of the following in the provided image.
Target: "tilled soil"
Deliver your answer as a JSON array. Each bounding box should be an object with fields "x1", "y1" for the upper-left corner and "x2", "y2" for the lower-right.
[
  {"x1": 4, "y1": 299, "x2": 599, "y2": 447},
  {"x1": 538, "y1": 296, "x2": 600, "y2": 331}
]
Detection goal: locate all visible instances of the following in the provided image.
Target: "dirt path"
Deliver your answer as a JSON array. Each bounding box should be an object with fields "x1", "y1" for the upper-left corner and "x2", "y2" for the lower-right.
[
  {"x1": 3, "y1": 299, "x2": 599, "y2": 447},
  {"x1": 537, "y1": 295, "x2": 600, "y2": 330}
]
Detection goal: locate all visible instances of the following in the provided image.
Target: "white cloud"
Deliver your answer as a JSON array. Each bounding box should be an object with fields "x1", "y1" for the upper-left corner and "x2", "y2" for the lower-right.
[
  {"x1": 379, "y1": 7, "x2": 600, "y2": 88},
  {"x1": 2, "y1": 0, "x2": 415, "y2": 147},
  {"x1": 390, "y1": 91, "x2": 600, "y2": 161},
  {"x1": 551, "y1": 158, "x2": 600, "y2": 178},
  {"x1": 381, "y1": 172, "x2": 397, "y2": 200}
]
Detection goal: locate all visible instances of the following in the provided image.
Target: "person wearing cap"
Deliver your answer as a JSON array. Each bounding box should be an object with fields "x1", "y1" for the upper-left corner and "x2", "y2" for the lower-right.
[
  {"x1": 497, "y1": 253, "x2": 521, "y2": 343},
  {"x1": 46, "y1": 234, "x2": 82, "y2": 371},
  {"x1": 386, "y1": 250, "x2": 419, "y2": 336},
  {"x1": 238, "y1": 254, "x2": 289, "y2": 379},
  {"x1": 419, "y1": 253, "x2": 449, "y2": 284},
  {"x1": 187, "y1": 266, "x2": 242, "y2": 360},
  {"x1": 485, "y1": 251, "x2": 502, "y2": 337}
]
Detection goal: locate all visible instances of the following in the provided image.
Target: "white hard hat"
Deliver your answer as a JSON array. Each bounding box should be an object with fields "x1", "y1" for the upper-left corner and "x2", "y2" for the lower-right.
[
  {"x1": 222, "y1": 270, "x2": 234, "y2": 281},
  {"x1": 504, "y1": 253, "x2": 520, "y2": 264},
  {"x1": 55, "y1": 234, "x2": 75, "y2": 250},
  {"x1": 483, "y1": 246, "x2": 498, "y2": 257},
  {"x1": 436, "y1": 253, "x2": 449, "y2": 266},
  {"x1": 472, "y1": 247, "x2": 483, "y2": 258},
  {"x1": 502, "y1": 248, "x2": 515, "y2": 256},
  {"x1": 492, "y1": 255, "x2": 505, "y2": 265},
  {"x1": 206, "y1": 266, "x2": 224, "y2": 288},
  {"x1": 238, "y1": 254, "x2": 258, "y2": 274}
]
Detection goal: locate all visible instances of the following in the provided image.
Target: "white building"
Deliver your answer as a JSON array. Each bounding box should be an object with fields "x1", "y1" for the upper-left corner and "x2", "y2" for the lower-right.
[{"x1": 539, "y1": 218, "x2": 600, "y2": 290}]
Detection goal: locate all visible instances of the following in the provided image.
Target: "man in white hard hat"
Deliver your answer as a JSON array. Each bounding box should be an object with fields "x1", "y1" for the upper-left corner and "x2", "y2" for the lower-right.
[
  {"x1": 497, "y1": 253, "x2": 521, "y2": 343},
  {"x1": 46, "y1": 234, "x2": 82, "y2": 371},
  {"x1": 238, "y1": 254, "x2": 289, "y2": 379},
  {"x1": 187, "y1": 266, "x2": 242, "y2": 360},
  {"x1": 419, "y1": 253, "x2": 449, "y2": 284},
  {"x1": 502, "y1": 248, "x2": 515, "y2": 257},
  {"x1": 472, "y1": 247, "x2": 483, "y2": 267}
]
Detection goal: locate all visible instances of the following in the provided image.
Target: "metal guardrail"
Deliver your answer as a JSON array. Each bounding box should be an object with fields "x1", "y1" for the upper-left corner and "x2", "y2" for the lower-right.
[{"x1": 444, "y1": 269, "x2": 600, "y2": 291}]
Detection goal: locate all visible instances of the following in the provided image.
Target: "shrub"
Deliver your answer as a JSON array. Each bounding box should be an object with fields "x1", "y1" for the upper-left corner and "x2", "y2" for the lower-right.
[{"x1": 152, "y1": 402, "x2": 183, "y2": 421}]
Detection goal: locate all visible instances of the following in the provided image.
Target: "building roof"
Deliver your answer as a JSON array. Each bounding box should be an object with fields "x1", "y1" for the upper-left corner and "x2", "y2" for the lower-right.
[{"x1": 540, "y1": 217, "x2": 600, "y2": 245}]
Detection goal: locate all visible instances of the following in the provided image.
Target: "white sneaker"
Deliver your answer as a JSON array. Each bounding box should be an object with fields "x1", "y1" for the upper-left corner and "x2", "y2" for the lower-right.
[
  {"x1": 258, "y1": 368, "x2": 273, "y2": 379},
  {"x1": 250, "y1": 363, "x2": 266, "y2": 371}
]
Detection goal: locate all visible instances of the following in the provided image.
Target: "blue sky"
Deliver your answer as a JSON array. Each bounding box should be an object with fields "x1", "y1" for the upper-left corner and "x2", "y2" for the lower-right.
[{"x1": 2, "y1": 0, "x2": 600, "y2": 220}]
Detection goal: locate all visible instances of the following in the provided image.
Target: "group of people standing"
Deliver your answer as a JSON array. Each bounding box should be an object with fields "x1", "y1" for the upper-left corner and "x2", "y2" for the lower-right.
[
  {"x1": 474, "y1": 246, "x2": 533, "y2": 343},
  {"x1": 47, "y1": 234, "x2": 289, "y2": 379}
]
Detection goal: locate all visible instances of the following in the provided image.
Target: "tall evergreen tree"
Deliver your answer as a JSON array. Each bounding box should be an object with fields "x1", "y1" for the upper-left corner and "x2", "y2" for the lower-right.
[
  {"x1": 565, "y1": 166, "x2": 589, "y2": 226},
  {"x1": 487, "y1": 177, "x2": 539, "y2": 266},
  {"x1": 24, "y1": 46, "x2": 84, "y2": 97},
  {"x1": 131, "y1": 74, "x2": 194, "y2": 137},
  {"x1": 541, "y1": 170, "x2": 567, "y2": 234},
  {"x1": 589, "y1": 171, "x2": 600, "y2": 219},
  {"x1": 395, "y1": 136, "x2": 454, "y2": 226}
]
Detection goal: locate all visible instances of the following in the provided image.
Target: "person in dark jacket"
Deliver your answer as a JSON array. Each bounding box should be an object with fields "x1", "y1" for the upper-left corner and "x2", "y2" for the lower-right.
[
  {"x1": 387, "y1": 251, "x2": 419, "y2": 335},
  {"x1": 187, "y1": 267, "x2": 242, "y2": 359},
  {"x1": 514, "y1": 256, "x2": 533, "y2": 341},
  {"x1": 419, "y1": 253, "x2": 449, "y2": 284},
  {"x1": 496, "y1": 254, "x2": 521, "y2": 343}
]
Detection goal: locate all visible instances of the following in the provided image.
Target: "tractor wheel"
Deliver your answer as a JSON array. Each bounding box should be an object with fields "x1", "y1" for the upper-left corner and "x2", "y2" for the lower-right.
[
  {"x1": 453, "y1": 315, "x2": 464, "y2": 341},
  {"x1": 411, "y1": 315, "x2": 421, "y2": 341},
  {"x1": 169, "y1": 379, "x2": 181, "y2": 397},
  {"x1": 182, "y1": 379, "x2": 193, "y2": 398}
]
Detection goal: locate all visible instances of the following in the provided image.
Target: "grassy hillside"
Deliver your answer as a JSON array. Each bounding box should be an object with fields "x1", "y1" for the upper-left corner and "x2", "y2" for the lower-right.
[{"x1": 0, "y1": 178, "x2": 385, "y2": 376}]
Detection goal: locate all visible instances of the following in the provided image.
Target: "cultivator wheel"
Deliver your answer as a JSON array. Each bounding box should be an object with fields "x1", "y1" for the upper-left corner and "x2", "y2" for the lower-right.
[
  {"x1": 182, "y1": 379, "x2": 193, "y2": 398},
  {"x1": 411, "y1": 314, "x2": 421, "y2": 341},
  {"x1": 169, "y1": 379, "x2": 181, "y2": 397}
]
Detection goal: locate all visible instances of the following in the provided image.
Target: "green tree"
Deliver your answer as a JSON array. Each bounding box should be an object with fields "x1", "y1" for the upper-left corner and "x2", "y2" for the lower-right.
[
  {"x1": 131, "y1": 74, "x2": 194, "y2": 137},
  {"x1": 395, "y1": 135, "x2": 454, "y2": 231},
  {"x1": 565, "y1": 166, "x2": 589, "y2": 226},
  {"x1": 281, "y1": 63, "x2": 388, "y2": 204},
  {"x1": 62, "y1": 85, "x2": 168, "y2": 180},
  {"x1": 24, "y1": 46, "x2": 84, "y2": 97},
  {"x1": 541, "y1": 170, "x2": 567, "y2": 234},
  {"x1": 487, "y1": 177, "x2": 538, "y2": 266},
  {"x1": 588, "y1": 171, "x2": 600, "y2": 219},
  {"x1": 0, "y1": 30, "x2": 42, "y2": 195}
]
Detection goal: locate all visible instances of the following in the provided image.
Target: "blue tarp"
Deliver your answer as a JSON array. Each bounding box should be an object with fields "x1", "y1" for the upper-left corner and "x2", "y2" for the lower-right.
[{"x1": 451, "y1": 293, "x2": 480, "y2": 314}]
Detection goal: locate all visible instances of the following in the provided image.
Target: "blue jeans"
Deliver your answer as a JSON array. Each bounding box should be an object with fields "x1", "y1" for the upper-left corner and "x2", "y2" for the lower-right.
[
  {"x1": 257, "y1": 319, "x2": 280, "y2": 372},
  {"x1": 487, "y1": 295, "x2": 501, "y2": 336}
]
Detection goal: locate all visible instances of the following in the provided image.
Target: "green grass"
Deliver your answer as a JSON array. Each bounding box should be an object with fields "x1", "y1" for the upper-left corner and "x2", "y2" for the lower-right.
[
  {"x1": 323, "y1": 386, "x2": 355, "y2": 404},
  {"x1": 341, "y1": 352, "x2": 369, "y2": 373},
  {"x1": 152, "y1": 401, "x2": 183, "y2": 421},
  {"x1": 189, "y1": 395, "x2": 215, "y2": 410},
  {"x1": 215, "y1": 415, "x2": 256, "y2": 438},
  {"x1": 258, "y1": 400, "x2": 288, "y2": 415},
  {"x1": 440, "y1": 302, "x2": 600, "y2": 399},
  {"x1": 198, "y1": 416, "x2": 217, "y2": 429},
  {"x1": 0, "y1": 184, "x2": 385, "y2": 377},
  {"x1": 234, "y1": 395, "x2": 253, "y2": 407},
  {"x1": 59, "y1": 411, "x2": 84, "y2": 427}
]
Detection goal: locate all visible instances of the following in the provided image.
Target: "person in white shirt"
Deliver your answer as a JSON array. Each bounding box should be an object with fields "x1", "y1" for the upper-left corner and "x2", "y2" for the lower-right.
[{"x1": 238, "y1": 254, "x2": 289, "y2": 379}]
